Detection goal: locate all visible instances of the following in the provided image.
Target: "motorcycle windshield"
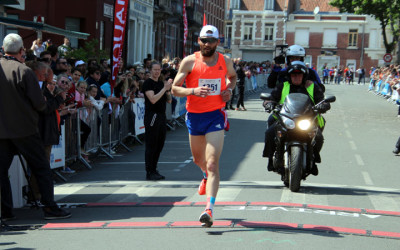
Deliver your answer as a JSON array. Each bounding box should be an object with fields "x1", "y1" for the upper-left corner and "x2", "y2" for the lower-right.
[{"x1": 281, "y1": 93, "x2": 313, "y2": 118}]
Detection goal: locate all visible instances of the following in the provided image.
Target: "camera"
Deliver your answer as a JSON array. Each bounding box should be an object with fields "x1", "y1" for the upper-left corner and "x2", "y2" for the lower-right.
[{"x1": 274, "y1": 44, "x2": 288, "y2": 64}]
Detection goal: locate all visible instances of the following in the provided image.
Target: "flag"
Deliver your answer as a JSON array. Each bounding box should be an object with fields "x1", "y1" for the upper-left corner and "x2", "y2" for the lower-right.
[
  {"x1": 183, "y1": 0, "x2": 188, "y2": 58},
  {"x1": 110, "y1": 0, "x2": 129, "y2": 94},
  {"x1": 203, "y1": 13, "x2": 207, "y2": 26}
]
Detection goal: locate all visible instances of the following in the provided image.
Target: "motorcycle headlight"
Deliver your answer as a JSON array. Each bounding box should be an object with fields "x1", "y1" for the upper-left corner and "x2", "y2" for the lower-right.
[
  {"x1": 282, "y1": 116, "x2": 295, "y2": 129},
  {"x1": 298, "y1": 119, "x2": 311, "y2": 130}
]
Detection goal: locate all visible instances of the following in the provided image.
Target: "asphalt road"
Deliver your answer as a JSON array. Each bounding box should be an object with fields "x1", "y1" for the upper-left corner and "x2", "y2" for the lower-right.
[{"x1": 2, "y1": 83, "x2": 400, "y2": 249}]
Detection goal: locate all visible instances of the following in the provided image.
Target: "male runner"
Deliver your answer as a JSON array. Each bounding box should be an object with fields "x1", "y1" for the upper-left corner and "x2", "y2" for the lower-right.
[{"x1": 171, "y1": 25, "x2": 237, "y2": 227}]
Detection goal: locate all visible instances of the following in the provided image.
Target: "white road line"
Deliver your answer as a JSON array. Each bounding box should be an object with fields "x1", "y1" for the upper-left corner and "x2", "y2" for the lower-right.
[
  {"x1": 305, "y1": 188, "x2": 329, "y2": 206},
  {"x1": 99, "y1": 162, "x2": 189, "y2": 164},
  {"x1": 54, "y1": 186, "x2": 85, "y2": 200},
  {"x1": 97, "y1": 186, "x2": 142, "y2": 203},
  {"x1": 349, "y1": 141, "x2": 357, "y2": 150},
  {"x1": 355, "y1": 154, "x2": 365, "y2": 166},
  {"x1": 368, "y1": 194, "x2": 400, "y2": 212},
  {"x1": 345, "y1": 130, "x2": 352, "y2": 138},
  {"x1": 215, "y1": 187, "x2": 242, "y2": 202},
  {"x1": 280, "y1": 188, "x2": 306, "y2": 204},
  {"x1": 361, "y1": 171, "x2": 374, "y2": 185}
]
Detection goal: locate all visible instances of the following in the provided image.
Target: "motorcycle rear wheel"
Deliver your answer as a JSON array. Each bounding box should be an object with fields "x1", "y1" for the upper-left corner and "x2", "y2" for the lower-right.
[{"x1": 289, "y1": 146, "x2": 303, "y2": 192}]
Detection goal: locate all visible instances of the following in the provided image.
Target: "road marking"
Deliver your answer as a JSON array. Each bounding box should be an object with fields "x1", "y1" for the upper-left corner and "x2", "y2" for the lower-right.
[
  {"x1": 216, "y1": 187, "x2": 242, "y2": 202},
  {"x1": 280, "y1": 188, "x2": 306, "y2": 204},
  {"x1": 345, "y1": 130, "x2": 352, "y2": 138},
  {"x1": 355, "y1": 154, "x2": 365, "y2": 166},
  {"x1": 99, "y1": 161, "x2": 189, "y2": 164},
  {"x1": 362, "y1": 171, "x2": 373, "y2": 185},
  {"x1": 54, "y1": 186, "x2": 85, "y2": 200},
  {"x1": 349, "y1": 141, "x2": 357, "y2": 150},
  {"x1": 368, "y1": 194, "x2": 400, "y2": 212}
]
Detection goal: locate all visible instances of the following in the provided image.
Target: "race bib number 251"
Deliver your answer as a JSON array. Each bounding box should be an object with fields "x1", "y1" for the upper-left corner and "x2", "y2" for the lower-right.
[{"x1": 198, "y1": 79, "x2": 221, "y2": 96}]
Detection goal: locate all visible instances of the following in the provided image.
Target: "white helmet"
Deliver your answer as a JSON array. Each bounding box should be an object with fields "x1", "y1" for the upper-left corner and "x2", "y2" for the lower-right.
[{"x1": 286, "y1": 45, "x2": 306, "y2": 64}]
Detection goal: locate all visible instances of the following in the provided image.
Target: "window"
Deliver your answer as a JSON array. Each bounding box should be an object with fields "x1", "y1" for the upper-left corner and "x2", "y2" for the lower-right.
[
  {"x1": 231, "y1": 0, "x2": 240, "y2": 9},
  {"x1": 264, "y1": 0, "x2": 274, "y2": 10},
  {"x1": 264, "y1": 23, "x2": 274, "y2": 41},
  {"x1": 6, "y1": 14, "x2": 18, "y2": 35},
  {"x1": 323, "y1": 29, "x2": 337, "y2": 47},
  {"x1": 244, "y1": 23, "x2": 253, "y2": 40},
  {"x1": 348, "y1": 29, "x2": 358, "y2": 47},
  {"x1": 295, "y1": 28, "x2": 309, "y2": 47},
  {"x1": 65, "y1": 17, "x2": 81, "y2": 48}
]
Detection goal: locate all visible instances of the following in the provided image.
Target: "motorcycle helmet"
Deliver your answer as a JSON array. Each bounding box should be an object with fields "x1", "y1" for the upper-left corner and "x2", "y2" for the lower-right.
[
  {"x1": 286, "y1": 45, "x2": 306, "y2": 65},
  {"x1": 287, "y1": 61, "x2": 309, "y2": 85}
]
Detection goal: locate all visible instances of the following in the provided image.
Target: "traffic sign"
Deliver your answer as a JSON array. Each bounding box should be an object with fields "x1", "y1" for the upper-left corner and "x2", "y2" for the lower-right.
[{"x1": 383, "y1": 53, "x2": 392, "y2": 63}]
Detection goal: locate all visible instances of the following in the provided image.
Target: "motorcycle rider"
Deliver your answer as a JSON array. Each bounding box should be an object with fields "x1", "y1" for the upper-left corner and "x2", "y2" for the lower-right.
[
  {"x1": 263, "y1": 61, "x2": 330, "y2": 176},
  {"x1": 267, "y1": 44, "x2": 324, "y2": 91}
]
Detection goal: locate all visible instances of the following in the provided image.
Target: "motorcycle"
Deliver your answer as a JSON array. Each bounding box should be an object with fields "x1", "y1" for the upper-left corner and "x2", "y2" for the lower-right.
[{"x1": 261, "y1": 92, "x2": 336, "y2": 192}]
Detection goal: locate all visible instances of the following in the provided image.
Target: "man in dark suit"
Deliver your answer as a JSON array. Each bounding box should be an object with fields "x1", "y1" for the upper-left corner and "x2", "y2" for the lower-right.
[{"x1": 0, "y1": 33, "x2": 71, "y2": 221}]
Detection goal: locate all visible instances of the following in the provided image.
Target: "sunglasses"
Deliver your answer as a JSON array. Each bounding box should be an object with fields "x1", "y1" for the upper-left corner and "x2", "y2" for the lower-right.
[
  {"x1": 60, "y1": 80, "x2": 69, "y2": 84},
  {"x1": 200, "y1": 37, "x2": 218, "y2": 44}
]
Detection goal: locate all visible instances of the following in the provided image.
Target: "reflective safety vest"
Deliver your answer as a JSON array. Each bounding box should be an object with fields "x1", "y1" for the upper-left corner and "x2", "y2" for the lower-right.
[{"x1": 280, "y1": 81, "x2": 325, "y2": 128}]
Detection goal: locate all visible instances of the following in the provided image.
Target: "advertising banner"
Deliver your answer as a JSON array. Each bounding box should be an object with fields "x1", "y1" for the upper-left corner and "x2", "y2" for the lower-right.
[
  {"x1": 111, "y1": 0, "x2": 129, "y2": 92},
  {"x1": 133, "y1": 98, "x2": 145, "y2": 135}
]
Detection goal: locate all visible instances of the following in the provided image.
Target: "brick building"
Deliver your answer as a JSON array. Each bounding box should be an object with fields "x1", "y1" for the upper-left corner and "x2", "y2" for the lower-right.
[{"x1": 225, "y1": 0, "x2": 387, "y2": 72}]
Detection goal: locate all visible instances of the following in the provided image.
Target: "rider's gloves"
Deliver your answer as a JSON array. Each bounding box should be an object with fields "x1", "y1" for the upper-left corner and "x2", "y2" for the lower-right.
[
  {"x1": 315, "y1": 103, "x2": 330, "y2": 114},
  {"x1": 264, "y1": 102, "x2": 276, "y2": 112}
]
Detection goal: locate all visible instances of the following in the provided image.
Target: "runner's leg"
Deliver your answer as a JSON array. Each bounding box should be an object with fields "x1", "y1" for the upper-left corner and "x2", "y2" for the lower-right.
[
  {"x1": 189, "y1": 134, "x2": 207, "y2": 172},
  {"x1": 205, "y1": 130, "x2": 224, "y2": 198}
]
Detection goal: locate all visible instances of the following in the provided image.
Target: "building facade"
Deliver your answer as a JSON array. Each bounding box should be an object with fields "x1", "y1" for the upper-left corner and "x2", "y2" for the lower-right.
[
  {"x1": 5, "y1": 0, "x2": 113, "y2": 50},
  {"x1": 286, "y1": 2, "x2": 386, "y2": 74},
  {"x1": 225, "y1": 0, "x2": 287, "y2": 62},
  {"x1": 224, "y1": 0, "x2": 388, "y2": 71}
]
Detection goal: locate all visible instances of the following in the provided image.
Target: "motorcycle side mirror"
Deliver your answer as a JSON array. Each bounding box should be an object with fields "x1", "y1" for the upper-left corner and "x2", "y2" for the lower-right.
[
  {"x1": 260, "y1": 93, "x2": 272, "y2": 101},
  {"x1": 325, "y1": 95, "x2": 336, "y2": 103}
]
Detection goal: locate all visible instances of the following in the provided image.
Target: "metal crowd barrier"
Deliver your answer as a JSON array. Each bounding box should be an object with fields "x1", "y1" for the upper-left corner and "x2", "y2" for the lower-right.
[{"x1": 63, "y1": 102, "x2": 140, "y2": 170}]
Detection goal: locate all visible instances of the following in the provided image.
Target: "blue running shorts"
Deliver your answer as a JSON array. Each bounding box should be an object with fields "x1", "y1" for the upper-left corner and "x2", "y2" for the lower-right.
[{"x1": 185, "y1": 108, "x2": 228, "y2": 136}]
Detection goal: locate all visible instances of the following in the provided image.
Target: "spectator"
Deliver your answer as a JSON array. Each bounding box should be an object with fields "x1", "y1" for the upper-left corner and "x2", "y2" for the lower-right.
[
  {"x1": 86, "y1": 65, "x2": 105, "y2": 100},
  {"x1": 31, "y1": 38, "x2": 45, "y2": 58},
  {"x1": 75, "y1": 80, "x2": 92, "y2": 159},
  {"x1": 142, "y1": 61, "x2": 172, "y2": 180},
  {"x1": 39, "y1": 50, "x2": 52, "y2": 66},
  {"x1": 0, "y1": 33, "x2": 71, "y2": 220},
  {"x1": 235, "y1": 62, "x2": 247, "y2": 111},
  {"x1": 357, "y1": 67, "x2": 365, "y2": 85},
  {"x1": 57, "y1": 37, "x2": 71, "y2": 57},
  {"x1": 53, "y1": 57, "x2": 68, "y2": 76}
]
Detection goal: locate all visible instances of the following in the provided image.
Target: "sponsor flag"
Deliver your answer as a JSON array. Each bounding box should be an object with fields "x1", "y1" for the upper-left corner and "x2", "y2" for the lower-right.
[
  {"x1": 203, "y1": 12, "x2": 207, "y2": 26},
  {"x1": 111, "y1": 0, "x2": 129, "y2": 93},
  {"x1": 183, "y1": 0, "x2": 188, "y2": 57}
]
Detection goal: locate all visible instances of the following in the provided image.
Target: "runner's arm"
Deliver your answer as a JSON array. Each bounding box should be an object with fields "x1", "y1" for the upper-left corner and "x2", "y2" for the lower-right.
[{"x1": 171, "y1": 56, "x2": 193, "y2": 97}]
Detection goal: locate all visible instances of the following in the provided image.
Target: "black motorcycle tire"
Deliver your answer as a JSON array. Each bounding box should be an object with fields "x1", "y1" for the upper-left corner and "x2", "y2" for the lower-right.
[{"x1": 289, "y1": 146, "x2": 303, "y2": 192}]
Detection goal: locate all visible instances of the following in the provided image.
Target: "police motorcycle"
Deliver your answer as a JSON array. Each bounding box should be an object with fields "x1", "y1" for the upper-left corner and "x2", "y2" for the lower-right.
[{"x1": 260, "y1": 88, "x2": 335, "y2": 192}]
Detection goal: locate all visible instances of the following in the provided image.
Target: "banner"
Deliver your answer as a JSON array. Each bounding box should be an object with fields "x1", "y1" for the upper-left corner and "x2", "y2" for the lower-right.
[
  {"x1": 183, "y1": 0, "x2": 188, "y2": 57},
  {"x1": 203, "y1": 12, "x2": 207, "y2": 26},
  {"x1": 133, "y1": 98, "x2": 145, "y2": 135},
  {"x1": 111, "y1": 0, "x2": 129, "y2": 93},
  {"x1": 50, "y1": 125, "x2": 66, "y2": 169}
]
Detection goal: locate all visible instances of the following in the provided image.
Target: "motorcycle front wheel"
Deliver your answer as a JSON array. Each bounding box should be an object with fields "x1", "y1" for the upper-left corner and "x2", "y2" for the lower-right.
[{"x1": 289, "y1": 146, "x2": 303, "y2": 192}]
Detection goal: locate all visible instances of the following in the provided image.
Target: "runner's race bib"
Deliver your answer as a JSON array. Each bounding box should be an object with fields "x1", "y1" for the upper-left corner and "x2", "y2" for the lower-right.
[{"x1": 199, "y1": 79, "x2": 221, "y2": 96}]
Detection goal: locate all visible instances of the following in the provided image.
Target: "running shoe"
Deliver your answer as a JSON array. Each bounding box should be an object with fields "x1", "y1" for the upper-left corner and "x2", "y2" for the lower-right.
[
  {"x1": 198, "y1": 178, "x2": 207, "y2": 195},
  {"x1": 199, "y1": 209, "x2": 213, "y2": 227}
]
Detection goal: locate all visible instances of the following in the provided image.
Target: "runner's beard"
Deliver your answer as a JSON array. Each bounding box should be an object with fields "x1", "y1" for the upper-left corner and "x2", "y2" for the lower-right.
[{"x1": 200, "y1": 46, "x2": 217, "y2": 57}]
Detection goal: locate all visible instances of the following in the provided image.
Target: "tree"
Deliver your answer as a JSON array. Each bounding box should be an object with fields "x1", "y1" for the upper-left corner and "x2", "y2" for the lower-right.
[
  {"x1": 65, "y1": 39, "x2": 109, "y2": 62},
  {"x1": 329, "y1": 0, "x2": 400, "y2": 54}
]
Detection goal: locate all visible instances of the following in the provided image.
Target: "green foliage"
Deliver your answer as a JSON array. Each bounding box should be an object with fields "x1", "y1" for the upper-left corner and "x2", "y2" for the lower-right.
[
  {"x1": 329, "y1": 0, "x2": 400, "y2": 53},
  {"x1": 65, "y1": 39, "x2": 109, "y2": 62}
]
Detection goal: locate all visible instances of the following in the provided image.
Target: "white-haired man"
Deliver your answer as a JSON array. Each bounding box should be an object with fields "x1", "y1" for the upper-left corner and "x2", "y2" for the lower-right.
[{"x1": 0, "y1": 33, "x2": 71, "y2": 221}]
